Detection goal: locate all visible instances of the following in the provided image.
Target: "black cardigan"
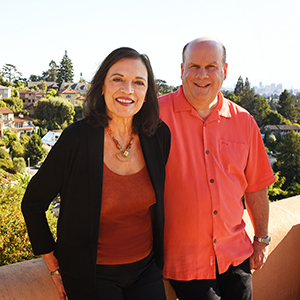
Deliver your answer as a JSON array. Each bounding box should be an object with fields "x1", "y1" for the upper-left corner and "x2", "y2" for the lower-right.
[{"x1": 22, "y1": 119, "x2": 170, "y2": 298}]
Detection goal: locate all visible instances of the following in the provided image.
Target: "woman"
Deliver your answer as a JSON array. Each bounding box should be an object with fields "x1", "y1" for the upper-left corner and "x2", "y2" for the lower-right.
[{"x1": 22, "y1": 47, "x2": 171, "y2": 300}]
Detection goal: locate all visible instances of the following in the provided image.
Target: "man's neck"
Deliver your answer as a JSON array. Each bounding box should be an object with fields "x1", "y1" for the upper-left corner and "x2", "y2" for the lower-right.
[{"x1": 193, "y1": 96, "x2": 218, "y2": 121}]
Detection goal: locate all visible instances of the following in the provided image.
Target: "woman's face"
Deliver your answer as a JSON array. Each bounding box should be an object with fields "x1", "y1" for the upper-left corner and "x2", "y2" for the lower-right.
[{"x1": 102, "y1": 58, "x2": 148, "y2": 122}]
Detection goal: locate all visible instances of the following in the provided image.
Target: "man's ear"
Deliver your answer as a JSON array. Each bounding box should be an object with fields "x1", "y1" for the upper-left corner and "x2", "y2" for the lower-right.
[
  {"x1": 181, "y1": 63, "x2": 184, "y2": 80},
  {"x1": 223, "y1": 63, "x2": 228, "y2": 80}
]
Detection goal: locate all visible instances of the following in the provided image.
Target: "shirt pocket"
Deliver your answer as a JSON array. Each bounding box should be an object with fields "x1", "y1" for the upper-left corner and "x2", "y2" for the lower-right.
[{"x1": 218, "y1": 139, "x2": 248, "y2": 174}]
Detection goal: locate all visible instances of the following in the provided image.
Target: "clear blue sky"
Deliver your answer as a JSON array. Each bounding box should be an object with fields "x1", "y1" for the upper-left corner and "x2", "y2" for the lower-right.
[{"x1": 2, "y1": 0, "x2": 300, "y2": 90}]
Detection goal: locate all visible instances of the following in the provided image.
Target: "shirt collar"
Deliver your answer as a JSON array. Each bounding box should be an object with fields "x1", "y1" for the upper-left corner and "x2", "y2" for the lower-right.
[{"x1": 174, "y1": 86, "x2": 232, "y2": 119}]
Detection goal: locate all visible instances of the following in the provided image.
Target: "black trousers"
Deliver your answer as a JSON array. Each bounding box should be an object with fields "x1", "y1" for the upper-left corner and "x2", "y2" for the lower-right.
[
  {"x1": 169, "y1": 258, "x2": 252, "y2": 300},
  {"x1": 95, "y1": 252, "x2": 166, "y2": 300}
]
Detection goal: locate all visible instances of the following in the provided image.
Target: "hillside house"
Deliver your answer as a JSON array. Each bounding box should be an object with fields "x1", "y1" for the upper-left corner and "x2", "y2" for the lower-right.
[
  {"x1": 19, "y1": 89, "x2": 46, "y2": 114},
  {"x1": 27, "y1": 81, "x2": 59, "y2": 91},
  {"x1": 41, "y1": 131, "x2": 61, "y2": 150},
  {"x1": 74, "y1": 96, "x2": 86, "y2": 107},
  {"x1": 264, "y1": 125, "x2": 300, "y2": 139},
  {"x1": 0, "y1": 107, "x2": 14, "y2": 137},
  {"x1": 60, "y1": 81, "x2": 89, "y2": 96},
  {"x1": 59, "y1": 88, "x2": 80, "y2": 105},
  {"x1": 13, "y1": 114, "x2": 36, "y2": 138},
  {"x1": 0, "y1": 85, "x2": 11, "y2": 99}
]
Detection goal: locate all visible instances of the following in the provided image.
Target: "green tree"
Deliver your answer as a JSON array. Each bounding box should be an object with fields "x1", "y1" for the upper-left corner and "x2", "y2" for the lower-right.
[
  {"x1": 0, "y1": 174, "x2": 57, "y2": 265},
  {"x1": 1, "y1": 64, "x2": 23, "y2": 83},
  {"x1": 40, "y1": 80, "x2": 48, "y2": 93},
  {"x1": 28, "y1": 74, "x2": 42, "y2": 82},
  {"x1": 46, "y1": 88, "x2": 57, "y2": 98},
  {"x1": 10, "y1": 141, "x2": 24, "y2": 159},
  {"x1": 274, "y1": 130, "x2": 300, "y2": 191},
  {"x1": 2, "y1": 97, "x2": 23, "y2": 114},
  {"x1": 223, "y1": 91, "x2": 242, "y2": 106},
  {"x1": 0, "y1": 99, "x2": 6, "y2": 107},
  {"x1": 268, "y1": 171, "x2": 288, "y2": 201},
  {"x1": 234, "y1": 76, "x2": 244, "y2": 96},
  {"x1": 19, "y1": 134, "x2": 31, "y2": 149},
  {"x1": 12, "y1": 157, "x2": 26, "y2": 173},
  {"x1": 57, "y1": 51, "x2": 74, "y2": 87},
  {"x1": 0, "y1": 75, "x2": 13, "y2": 87},
  {"x1": 262, "y1": 110, "x2": 288, "y2": 127},
  {"x1": 277, "y1": 90, "x2": 297, "y2": 122},
  {"x1": 24, "y1": 132, "x2": 47, "y2": 166},
  {"x1": 156, "y1": 79, "x2": 172, "y2": 95},
  {"x1": 42, "y1": 60, "x2": 58, "y2": 82},
  {"x1": 239, "y1": 78, "x2": 269, "y2": 127},
  {"x1": 34, "y1": 97, "x2": 75, "y2": 130}
]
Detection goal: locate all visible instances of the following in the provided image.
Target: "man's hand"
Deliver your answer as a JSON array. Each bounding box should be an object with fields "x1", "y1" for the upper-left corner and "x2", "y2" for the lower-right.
[{"x1": 250, "y1": 241, "x2": 269, "y2": 270}]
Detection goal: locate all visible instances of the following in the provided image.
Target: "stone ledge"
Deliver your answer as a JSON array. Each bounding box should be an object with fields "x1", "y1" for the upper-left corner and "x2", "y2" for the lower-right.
[{"x1": 0, "y1": 196, "x2": 300, "y2": 300}]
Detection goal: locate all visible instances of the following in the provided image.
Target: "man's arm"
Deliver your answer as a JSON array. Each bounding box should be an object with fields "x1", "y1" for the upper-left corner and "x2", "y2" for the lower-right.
[{"x1": 244, "y1": 187, "x2": 270, "y2": 270}]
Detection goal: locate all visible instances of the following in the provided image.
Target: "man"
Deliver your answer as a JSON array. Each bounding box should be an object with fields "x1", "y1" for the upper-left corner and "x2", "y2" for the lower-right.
[{"x1": 159, "y1": 38, "x2": 275, "y2": 300}]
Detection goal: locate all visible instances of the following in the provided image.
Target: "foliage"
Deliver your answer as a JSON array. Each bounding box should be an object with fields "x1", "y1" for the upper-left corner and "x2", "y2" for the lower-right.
[
  {"x1": 34, "y1": 97, "x2": 75, "y2": 130},
  {"x1": 24, "y1": 132, "x2": 47, "y2": 166},
  {"x1": 2, "y1": 97, "x2": 23, "y2": 114},
  {"x1": 40, "y1": 81, "x2": 48, "y2": 93},
  {"x1": 29, "y1": 74, "x2": 42, "y2": 82},
  {"x1": 223, "y1": 91, "x2": 242, "y2": 106},
  {"x1": 0, "y1": 174, "x2": 57, "y2": 266},
  {"x1": 20, "y1": 133, "x2": 31, "y2": 147},
  {"x1": 0, "y1": 158, "x2": 14, "y2": 173},
  {"x1": 234, "y1": 75, "x2": 244, "y2": 96},
  {"x1": 0, "y1": 75, "x2": 13, "y2": 87},
  {"x1": 273, "y1": 130, "x2": 300, "y2": 192},
  {"x1": 261, "y1": 109, "x2": 289, "y2": 127},
  {"x1": 42, "y1": 60, "x2": 58, "y2": 82},
  {"x1": 0, "y1": 99, "x2": 7, "y2": 107},
  {"x1": 13, "y1": 157, "x2": 26, "y2": 173},
  {"x1": 57, "y1": 51, "x2": 74, "y2": 88},
  {"x1": 10, "y1": 141, "x2": 24, "y2": 158},
  {"x1": 1, "y1": 64, "x2": 23, "y2": 83},
  {"x1": 46, "y1": 88, "x2": 57, "y2": 98},
  {"x1": 156, "y1": 79, "x2": 178, "y2": 95},
  {"x1": 277, "y1": 90, "x2": 299, "y2": 123},
  {"x1": 3, "y1": 129, "x2": 18, "y2": 148},
  {"x1": 238, "y1": 78, "x2": 270, "y2": 127},
  {"x1": 268, "y1": 171, "x2": 288, "y2": 201}
]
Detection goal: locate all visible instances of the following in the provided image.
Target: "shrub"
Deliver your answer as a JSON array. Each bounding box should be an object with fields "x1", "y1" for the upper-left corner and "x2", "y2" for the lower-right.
[
  {"x1": 13, "y1": 157, "x2": 26, "y2": 173},
  {"x1": 0, "y1": 174, "x2": 57, "y2": 266}
]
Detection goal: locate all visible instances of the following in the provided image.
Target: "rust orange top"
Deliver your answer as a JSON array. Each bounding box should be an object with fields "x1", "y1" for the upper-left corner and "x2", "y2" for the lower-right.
[{"x1": 97, "y1": 163, "x2": 156, "y2": 265}]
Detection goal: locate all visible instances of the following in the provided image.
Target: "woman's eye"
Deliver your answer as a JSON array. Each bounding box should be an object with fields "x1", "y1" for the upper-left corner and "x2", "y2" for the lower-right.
[
  {"x1": 135, "y1": 80, "x2": 145, "y2": 86},
  {"x1": 112, "y1": 77, "x2": 123, "y2": 82}
]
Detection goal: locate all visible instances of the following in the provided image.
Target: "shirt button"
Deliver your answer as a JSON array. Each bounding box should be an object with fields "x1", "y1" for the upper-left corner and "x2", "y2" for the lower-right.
[
  {"x1": 213, "y1": 210, "x2": 218, "y2": 215},
  {"x1": 213, "y1": 239, "x2": 217, "y2": 243},
  {"x1": 206, "y1": 150, "x2": 210, "y2": 154},
  {"x1": 210, "y1": 179, "x2": 214, "y2": 183}
]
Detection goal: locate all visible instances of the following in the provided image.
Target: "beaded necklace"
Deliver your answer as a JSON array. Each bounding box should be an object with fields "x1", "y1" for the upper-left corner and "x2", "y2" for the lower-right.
[{"x1": 106, "y1": 126, "x2": 135, "y2": 162}]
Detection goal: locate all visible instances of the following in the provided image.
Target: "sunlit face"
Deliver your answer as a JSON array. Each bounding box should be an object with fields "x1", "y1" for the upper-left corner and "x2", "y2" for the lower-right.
[
  {"x1": 181, "y1": 40, "x2": 228, "y2": 107},
  {"x1": 102, "y1": 58, "x2": 148, "y2": 121}
]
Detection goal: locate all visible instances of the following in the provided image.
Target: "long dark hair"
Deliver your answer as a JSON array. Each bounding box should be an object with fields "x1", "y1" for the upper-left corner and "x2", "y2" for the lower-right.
[{"x1": 84, "y1": 47, "x2": 159, "y2": 136}]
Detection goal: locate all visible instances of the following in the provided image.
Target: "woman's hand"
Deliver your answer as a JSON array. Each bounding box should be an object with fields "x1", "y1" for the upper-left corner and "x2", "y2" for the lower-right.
[{"x1": 42, "y1": 251, "x2": 68, "y2": 299}]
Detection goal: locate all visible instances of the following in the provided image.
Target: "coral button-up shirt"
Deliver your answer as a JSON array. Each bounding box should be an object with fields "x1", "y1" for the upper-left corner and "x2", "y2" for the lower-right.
[{"x1": 159, "y1": 87, "x2": 275, "y2": 280}]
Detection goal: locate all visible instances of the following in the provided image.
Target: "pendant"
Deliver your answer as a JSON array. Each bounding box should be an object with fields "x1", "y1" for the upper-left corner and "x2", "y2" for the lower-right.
[{"x1": 116, "y1": 151, "x2": 133, "y2": 162}]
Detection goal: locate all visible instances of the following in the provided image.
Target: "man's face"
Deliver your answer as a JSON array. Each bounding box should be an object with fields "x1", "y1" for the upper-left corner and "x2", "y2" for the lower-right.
[{"x1": 181, "y1": 40, "x2": 228, "y2": 107}]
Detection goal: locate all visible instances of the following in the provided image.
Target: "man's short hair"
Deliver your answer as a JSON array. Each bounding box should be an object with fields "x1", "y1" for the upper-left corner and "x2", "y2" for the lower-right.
[{"x1": 182, "y1": 39, "x2": 227, "y2": 66}]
